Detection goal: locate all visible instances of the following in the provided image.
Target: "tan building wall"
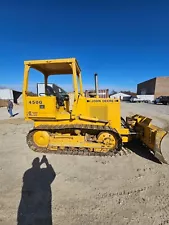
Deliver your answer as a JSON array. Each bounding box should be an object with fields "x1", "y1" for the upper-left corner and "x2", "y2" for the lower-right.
[{"x1": 155, "y1": 77, "x2": 169, "y2": 98}]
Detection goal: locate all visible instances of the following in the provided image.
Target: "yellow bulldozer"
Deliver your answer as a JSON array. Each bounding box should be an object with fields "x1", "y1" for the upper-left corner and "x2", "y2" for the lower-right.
[{"x1": 23, "y1": 58, "x2": 168, "y2": 163}]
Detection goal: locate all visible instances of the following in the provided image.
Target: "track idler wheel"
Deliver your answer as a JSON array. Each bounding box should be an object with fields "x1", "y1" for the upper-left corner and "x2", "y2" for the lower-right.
[
  {"x1": 33, "y1": 130, "x2": 50, "y2": 148},
  {"x1": 27, "y1": 129, "x2": 50, "y2": 151}
]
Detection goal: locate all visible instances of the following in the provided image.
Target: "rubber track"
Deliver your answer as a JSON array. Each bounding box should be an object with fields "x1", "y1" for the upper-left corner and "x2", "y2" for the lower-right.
[{"x1": 27, "y1": 124, "x2": 131, "y2": 157}]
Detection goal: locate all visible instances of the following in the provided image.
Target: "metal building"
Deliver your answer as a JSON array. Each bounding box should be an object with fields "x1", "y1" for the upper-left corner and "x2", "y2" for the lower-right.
[
  {"x1": 137, "y1": 76, "x2": 169, "y2": 101},
  {"x1": 110, "y1": 92, "x2": 131, "y2": 101},
  {"x1": 0, "y1": 89, "x2": 22, "y2": 103}
]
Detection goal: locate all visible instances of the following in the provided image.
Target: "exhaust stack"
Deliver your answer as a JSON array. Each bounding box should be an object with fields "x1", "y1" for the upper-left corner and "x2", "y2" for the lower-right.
[{"x1": 95, "y1": 73, "x2": 99, "y2": 98}]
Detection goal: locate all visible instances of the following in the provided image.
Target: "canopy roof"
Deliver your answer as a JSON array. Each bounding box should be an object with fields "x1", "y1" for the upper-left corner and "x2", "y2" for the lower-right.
[{"x1": 24, "y1": 58, "x2": 81, "y2": 75}]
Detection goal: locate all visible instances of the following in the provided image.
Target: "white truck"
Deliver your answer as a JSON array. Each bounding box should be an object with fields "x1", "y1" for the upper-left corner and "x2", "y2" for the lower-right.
[{"x1": 130, "y1": 97, "x2": 144, "y2": 103}]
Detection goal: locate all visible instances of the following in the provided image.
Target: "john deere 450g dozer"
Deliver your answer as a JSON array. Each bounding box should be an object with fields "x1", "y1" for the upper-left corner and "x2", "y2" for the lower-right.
[{"x1": 23, "y1": 58, "x2": 168, "y2": 163}]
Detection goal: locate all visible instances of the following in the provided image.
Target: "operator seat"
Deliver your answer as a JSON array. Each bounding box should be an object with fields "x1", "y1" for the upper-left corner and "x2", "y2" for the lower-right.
[{"x1": 46, "y1": 85, "x2": 64, "y2": 107}]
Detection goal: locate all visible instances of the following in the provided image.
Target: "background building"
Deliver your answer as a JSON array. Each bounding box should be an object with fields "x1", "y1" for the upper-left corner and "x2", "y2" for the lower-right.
[
  {"x1": 137, "y1": 76, "x2": 169, "y2": 101},
  {"x1": 85, "y1": 89, "x2": 109, "y2": 98},
  {"x1": 110, "y1": 92, "x2": 131, "y2": 101},
  {"x1": 0, "y1": 88, "x2": 22, "y2": 104}
]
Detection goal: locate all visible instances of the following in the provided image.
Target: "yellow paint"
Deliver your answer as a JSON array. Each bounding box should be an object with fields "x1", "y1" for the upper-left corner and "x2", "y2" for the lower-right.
[
  {"x1": 23, "y1": 58, "x2": 167, "y2": 161},
  {"x1": 23, "y1": 58, "x2": 127, "y2": 145},
  {"x1": 33, "y1": 131, "x2": 49, "y2": 147},
  {"x1": 46, "y1": 134, "x2": 114, "y2": 151},
  {"x1": 128, "y1": 114, "x2": 168, "y2": 163}
]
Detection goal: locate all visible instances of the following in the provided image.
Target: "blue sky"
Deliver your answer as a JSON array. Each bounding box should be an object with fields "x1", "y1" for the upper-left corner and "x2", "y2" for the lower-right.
[{"x1": 0, "y1": 0, "x2": 169, "y2": 92}]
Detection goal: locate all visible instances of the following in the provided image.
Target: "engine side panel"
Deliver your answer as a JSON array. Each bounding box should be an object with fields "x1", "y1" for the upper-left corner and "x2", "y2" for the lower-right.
[{"x1": 76, "y1": 96, "x2": 121, "y2": 129}]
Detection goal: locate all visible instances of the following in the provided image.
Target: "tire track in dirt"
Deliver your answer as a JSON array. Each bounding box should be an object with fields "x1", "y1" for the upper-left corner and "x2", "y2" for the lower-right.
[{"x1": 93, "y1": 165, "x2": 169, "y2": 225}]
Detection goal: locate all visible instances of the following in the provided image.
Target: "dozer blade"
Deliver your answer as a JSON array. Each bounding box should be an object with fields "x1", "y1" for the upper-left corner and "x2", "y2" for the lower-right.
[
  {"x1": 153, "y1": 129, "x2": 168, "y2": 164},
  {"x1": 126, "y1": 114, "x2": 168, "y2": 164}
]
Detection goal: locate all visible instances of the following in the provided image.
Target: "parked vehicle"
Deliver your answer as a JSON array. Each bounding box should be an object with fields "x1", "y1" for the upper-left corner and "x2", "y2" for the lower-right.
[
  {"x1": 153, "y1": 96, "x2": 169, "y2": 105},
  {"x1": 130, "y1": 97, "x2": 143, "y2": 103}
]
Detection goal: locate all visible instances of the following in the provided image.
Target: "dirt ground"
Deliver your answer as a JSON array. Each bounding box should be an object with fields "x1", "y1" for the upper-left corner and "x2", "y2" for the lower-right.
[{"x1": 0, "y1": 102, "x2": 169, "y2": 225}]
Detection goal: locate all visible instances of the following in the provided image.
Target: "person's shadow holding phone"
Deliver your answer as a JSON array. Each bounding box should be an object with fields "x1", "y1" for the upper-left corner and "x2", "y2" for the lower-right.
[{"x1": 17, "y1": 155, "x2": 56, "y2": 225}]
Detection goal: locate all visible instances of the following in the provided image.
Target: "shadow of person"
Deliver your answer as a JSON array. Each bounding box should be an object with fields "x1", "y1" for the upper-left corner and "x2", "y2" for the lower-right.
[
  {"x1": 12, "y1": 112, "x2": 19, "y2": 117},
  {"x1": 17, "y1": 155, "x2": 56, "y2": 225}
]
